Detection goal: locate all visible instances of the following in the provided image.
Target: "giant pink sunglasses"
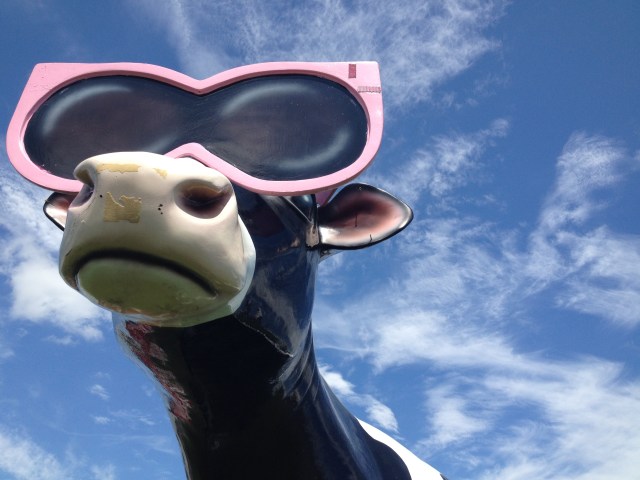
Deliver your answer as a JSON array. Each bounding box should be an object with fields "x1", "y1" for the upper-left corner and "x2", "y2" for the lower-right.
[{"x1": 6, "y1": 61, "x2": 383, "y2": 197}]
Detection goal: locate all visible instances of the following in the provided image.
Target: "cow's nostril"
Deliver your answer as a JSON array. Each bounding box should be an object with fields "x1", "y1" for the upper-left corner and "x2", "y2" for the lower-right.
[
  {"x1": 71, "y1": 164, "x2": 96, "y2": 207},
  {"x1": 71, "y1": 182, "x2": 94, "y2": 207},
  {"x1": 176, "y1": 183, "x2": 230, "y2": 219}
]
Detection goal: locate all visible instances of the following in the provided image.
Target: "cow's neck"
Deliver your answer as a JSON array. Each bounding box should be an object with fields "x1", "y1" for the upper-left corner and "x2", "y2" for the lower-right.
[{"x1": 115, "y1": 315, "x2": 411, "y2": 480}]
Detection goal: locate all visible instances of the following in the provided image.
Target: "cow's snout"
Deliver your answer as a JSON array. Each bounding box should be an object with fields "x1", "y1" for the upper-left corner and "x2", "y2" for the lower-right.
[{"x1": 59, "y1": 152, "x2": 255, "y2": 327}]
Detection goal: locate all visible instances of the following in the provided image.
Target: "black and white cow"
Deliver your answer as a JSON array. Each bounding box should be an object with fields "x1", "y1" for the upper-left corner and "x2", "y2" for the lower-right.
[{"x1": 43, "y1": 152, "x2": 446, "y2": 479}]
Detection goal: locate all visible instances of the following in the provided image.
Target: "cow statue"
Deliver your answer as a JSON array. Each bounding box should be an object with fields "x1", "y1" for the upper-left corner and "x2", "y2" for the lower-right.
[{"x1": 7, "y1": 61, "x2": 446, "y2": 479}]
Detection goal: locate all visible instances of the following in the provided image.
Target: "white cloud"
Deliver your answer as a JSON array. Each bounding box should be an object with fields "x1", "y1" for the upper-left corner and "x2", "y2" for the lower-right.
[
  {"x1": 0, "y1": 163, "x2": 109, "y2": 341},
  {"x1": 318, "y1": 294, "x2": 640, "y2": 478},
  {"x1": 91, "y1": 464, "x2": 116, "y2": 480},
  {"x1": 526, "y1": 134, "x2": 640, "y2": 326},
  {"x1": 0, "y1": 427, "x2": 124, "y2": 480},
  {"x1": 126, "y1": 0, "x2": 231, "y2": 79},
  {"x1": 128, "y1": 0, "x2": 506, "y2": 107},
  {"x1": 316, "y1": 253, "x2": 348, "y2": 293},
  {"x1": 92, "y1": 416, "x2": 111, "y2": 425},
  {"x1": 109, "y1": 409, "x2": 156, "y2": 427},
  {"x1": 90, "y1": 406, "x2": 159, "y2": 429},
  {"x1": 0, "y1": 428, "x2": 71, "y2": 480},
  {"x1": 0, "y1": 339, "x2": 14, "y2": 360},
  {"x1": 320, "y1": 364, "x2": 355, "y2": 396},
  {"x1": 554, "y1": 228, "x2": 640, "y2": 326},
  {"x1": 365, "y1": 119, "x2": 509, "y2": 205},
  {"x1": 472, "y1": 359, "x2": 640, "y2": 480},
  {"x1": 320, "y1": 364, "x2": 399, "y2": 433},
  {"x1": 98, "y1": 434, "x2": 177, "y2": 456},
  {"x1": 8, "y1": 251, "x2": 106, "y2": 340},
  {"x1": 364, "y1": 400, "x2": 400, "y2": 435},
  {"x1": 313, "y1": 131, "x2": 640, "y2": 477},
  {"x1": 423, "y1": 384, "x2": 490, "y2": 448},
  {"x1": 538, "y1": 133, "x2": 630, "y2": 233},
  {"x1": 44, "y1": 335, "x2": 76, "y2": 346},
  {"x1": 89, "y1": 384, "x2": 110, "y2": 401}
]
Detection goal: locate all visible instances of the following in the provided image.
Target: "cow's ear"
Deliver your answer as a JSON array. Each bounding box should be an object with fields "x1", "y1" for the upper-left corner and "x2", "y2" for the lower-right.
[
  {"x1": 318, "y1": 183, "x2": 413, "y2": 252},
  {"x1": 43, "y1": 192, "x2": 76, "y2": 231}
]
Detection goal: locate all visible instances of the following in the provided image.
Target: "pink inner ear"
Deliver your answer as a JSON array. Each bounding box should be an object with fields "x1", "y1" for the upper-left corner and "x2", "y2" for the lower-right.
[{"x1": 318, "y1": 184, "x2": 413, "y2": 249}]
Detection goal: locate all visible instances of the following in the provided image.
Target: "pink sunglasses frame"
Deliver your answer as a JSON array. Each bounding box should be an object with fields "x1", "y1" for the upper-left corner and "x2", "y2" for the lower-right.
[{"x1": 6, "y1": 61, "x2": 383, "y2": 197}]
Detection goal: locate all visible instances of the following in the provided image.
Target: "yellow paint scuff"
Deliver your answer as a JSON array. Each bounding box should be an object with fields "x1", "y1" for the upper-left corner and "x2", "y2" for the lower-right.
[
  {"x1": 154, "y1": 168, "x2": 168, "y2": 178},
  {"x1": 103, "y1": 192, "x2": 142, "y2": 223},
  {"x1": 97, "y1": 163, "x2": 140, "y2": 173}
]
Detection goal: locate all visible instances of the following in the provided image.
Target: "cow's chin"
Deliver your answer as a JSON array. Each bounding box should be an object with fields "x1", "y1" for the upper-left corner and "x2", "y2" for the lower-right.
[{"x1": 76, "y1": 257, "x2": 238, "y2": 327}]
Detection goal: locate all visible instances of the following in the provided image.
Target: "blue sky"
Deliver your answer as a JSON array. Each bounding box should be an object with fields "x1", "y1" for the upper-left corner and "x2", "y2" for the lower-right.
[{"x1": 0, "y1": 1, "x2": 638, "y2": 479}]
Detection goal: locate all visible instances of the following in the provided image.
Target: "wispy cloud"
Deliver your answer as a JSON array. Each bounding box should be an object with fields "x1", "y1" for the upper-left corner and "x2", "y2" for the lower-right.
[
  {"x1": 367, "y1": 118, "x2": 509, "y2": 204},
  {"x1": 90, "y1": 464, "x2": 116, "y2": 480},
  {"x1": 314, "y1": 130, "x2": 640, "y2": 477},
  {"x1": 109, "y1": 409, "x2": 156, "y2": 427},
  {"x1": 0, "y1": 162, "x2": 109, "y2": 341},
  {"x1": 126, "y1": 0, "x2": 232, "y2": 77},
  {"x1": 91, "y1": 416, "x2": 111, "y2": 426},
  {"x1": 91, "y1": 408, "x2": 156, "y2": 428},
  {"x1": 553, "y1": 228, "x2": 640, "y2": 326},
  {"x1": 92, "y1": 433, "x2": 177, "y2": 456},
  {"x1": 44, "y1": 335, "x2": 77, "y2": 346},
  {"x1": 89, "y1": 384, "x2": 110, "y2": 401},
  {"x1": 526, "y1": 133, "x2": 640, "y2": 326},
  {"x1": 0, "y1": 426, "x2": 127, "y2": 480},
  {"x1": 128, "y1": 0, "x2": 506, "y2": 107},
  {"x1": 538, "y1": 133, "x2": 630, "y2": 232},
  {"x1": 404, "y1": 351, "x2": 640, "y2": 477},
  {"x1": 0, "y1": 339, "x2": 14, "y2": 360},
  {"x1": 320, "y1": 364, "x2": 399, "y2": 433},
  {"x1": 423, "y1": 384, "x2": 491, "y2": 449},
  {"x1": 471, "y1": 359, "x2": 640, "y2": 480},
  {"x1": 0, "y1": 427, "x2": 71, "y2": 480}
]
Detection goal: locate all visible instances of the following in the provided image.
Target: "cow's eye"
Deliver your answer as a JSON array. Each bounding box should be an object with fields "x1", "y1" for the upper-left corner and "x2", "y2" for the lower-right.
[{"x1": 176, "y1": 183, "x2": 230, "y2": 219}]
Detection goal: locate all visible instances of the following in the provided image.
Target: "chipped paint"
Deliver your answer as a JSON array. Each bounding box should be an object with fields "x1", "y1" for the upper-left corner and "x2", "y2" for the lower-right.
[
  {"x1": 103, "y1": 192, "x2": 142, "y2": 223},
  {"x1": 97, "y1": 163, "x2": 141, "y2": 173},
  {"x1": 154, "y1": 168, "x2": 168, "y2": 178}
]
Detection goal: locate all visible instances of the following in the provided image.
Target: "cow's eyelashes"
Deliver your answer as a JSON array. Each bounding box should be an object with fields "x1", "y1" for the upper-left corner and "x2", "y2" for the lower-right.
[{"x1": 176, "y1": 183, "x2": 230, "y2": 219}]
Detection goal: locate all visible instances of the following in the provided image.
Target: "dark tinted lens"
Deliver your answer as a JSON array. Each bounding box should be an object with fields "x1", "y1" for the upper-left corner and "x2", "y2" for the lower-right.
[
  {"x1": 194, "y1": 76, "x2": 367, "y2": 180},
  {"x1": 25, "y1": 77, "x2": 190, "y2": 180},
  {"x1": 25, "y1": 75, "x2": 368, "y2": 182}
]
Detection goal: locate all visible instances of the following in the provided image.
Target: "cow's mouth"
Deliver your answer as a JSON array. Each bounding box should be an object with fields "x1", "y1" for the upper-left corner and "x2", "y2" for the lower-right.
[{"x1": 75, "y1": 251, "x2": 219, "y2": 323}]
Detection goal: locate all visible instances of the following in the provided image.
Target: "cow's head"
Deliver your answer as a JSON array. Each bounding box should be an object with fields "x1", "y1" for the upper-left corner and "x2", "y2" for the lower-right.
[{"x1": 45, "y1": 151, "x2": 412, "y2": 354}]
